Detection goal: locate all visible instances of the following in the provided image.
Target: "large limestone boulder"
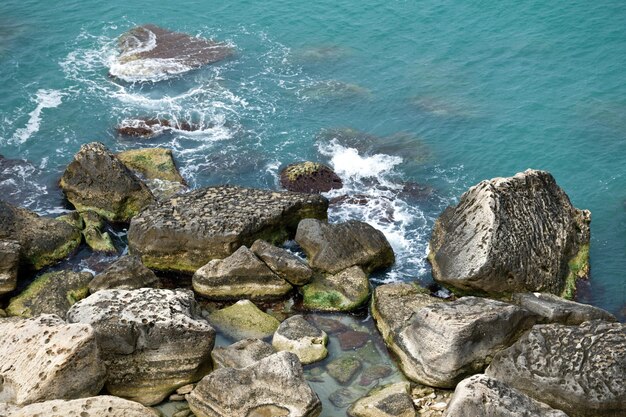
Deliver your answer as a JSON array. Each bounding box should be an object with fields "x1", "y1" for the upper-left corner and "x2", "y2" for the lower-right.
[
  {"x1": 347, "y1": 382, "x2": 415, "y2": 417},
  {"x1": 206, "y1": 299, "x2": 280, "y2": 340},
  {"x1": 280, "y1": 161, "x2": 343, "y2": 193},
  {"x1": 428, "y1": 169, "x2": 590, "y2": 298},
  {"x1": 272, "y1": 315, "x2": 328, "y2": 364},
  {"x1": 512, "y1": 292, "x2": 616, "y2": 325},
  {"x1": 0, "y1": 315, "x2": 106, "y2": 406},
  {"x1": 192, "y1": 246, "x2": 293, "y2": 300},
  {"x1": 212, "y1": 339, "x2": 275, "y2": 369},
  {"x1": 6, "y1": 269, "x2": 93, "y2": 318},
  {"x1": 486, "y1": 320, "x2": 626, "y2": 417},
  {"x1": 60, "y1": 142, "x2": 155, "y2": 222},
  {"x1": 88, "y1": 255, "x2": 160, "y2": 293},
  {"x1": 251, "y1": 239, "x2": 313, "y2": 285},
  {"x1": 128, "y1": 185, "x2": 328, "y2": 273},
  {"x1": 67, "y1": 288, "x2": 215, "y2": 406},
  {"x1": 300, "y1": 266, "x2": 370, "y2": 311},
  {"x1": 12, "y1": 396, "x2": 160, "y2": 417},
  {"x1": 0, "y1": 240, "x2": 20, "y2": 295},
  {"x1": 445, "y1": 374, "x2": 568, "y2": 417},
  {"x1": 295, "y1": 219, "x2": 394, "y2": 274},
  {"x1": 187, "y1": 351, "x2": 322, "y2": 417},
  {"x1": 0, "y1": 201, "x2": 81, "y2": 270}
]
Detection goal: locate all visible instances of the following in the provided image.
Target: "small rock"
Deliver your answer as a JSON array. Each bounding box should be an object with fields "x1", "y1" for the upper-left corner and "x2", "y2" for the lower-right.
[
  {"x1": 272, "y1": 315, "x2": 328, "y2": 364},
  {"x1": 207, "y1": 299, "x2": 280, "y2": 340},
  {"x1": 176, "y1": 384, "x2": 195, "y2": 395},
  {"x1": 211, "y1": 338, "x2": 275, "y2": 369},
  {"x1": 327, "y1": 355, "x2": 362, "y2": 385},
  {"x1": 511, "y1": 292, "x2": 616, "y2": 325},
  {"x1": 308, "y1": 315, "x2": 351, "y2": 334},
  {"x1": 359, "y1": 365, "x2": 393, "y2": 386},
  {"x1": 337, "y1": 330, "x2": 370, "y2": 350},
  {"x1": 12, "y1": 396, "x2": 160, "y2": 417},
  {"x1": 329, "y1": 387, "x2": 360, "y2": 408},
  {"x1": 0, "y1": 240, "x2": 20, "y2": 295},
  {"x1": 301, "y1": 266, "x2": 370, "y2": 312},
  {"x1": 88, "y1": 255, "x2": 160, "y2": 293},
  {"x1": 280, "y1": 161, "x2": 343, "y2": 193},
  {"x1": 251, "y1": 239, "x2": 313, "y2": 285},
  {"x1": 348, "y1": 382, "x2": 415, "y2": 417},
  {"x1": 169, "y1": 394, "x2": 185, "y2": 401}
]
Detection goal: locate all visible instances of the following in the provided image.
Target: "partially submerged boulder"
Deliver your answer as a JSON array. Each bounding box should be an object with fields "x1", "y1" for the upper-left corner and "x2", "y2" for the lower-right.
[
  {"x1": 212, "y1": 338, "x2": 275, "y2": 369},
  {"x1": 81, "y1": 210, "x2": 116, "y2": 253},
  {"x1": 0, "y1": 315, "x2": 106, "y2": 406},
  {"x1": 251, "y1": 239, "x2": 313, "y2": 285},
  {"x1": 13, "y1": 396, "x2": 160, "y2": 417},
  {"x1": 347, "y1": 382, "x2": 415, "y2": 417},
  {"x1": 60, "y1": 142, "x2": 155, "y2": 222},
  {"x1": 207, "y1": 299, "x2": 280, "y2": 340},
  {"x1": 128, "y1": 185, "x2": 328, "y2": 273},
  {"x1": 88, "y1": 255, "x2": 160, "y2": 293},
  {"x1": 280, "y1": 161, "x2": 343, "y2": 193},
  {"x1": 272, "y1": 315, "x2": 328, "y2": 364},
  {"x1": 187, "y1": 351, "x2": 322, "y2": 417},
  {"x1": 301, "y1": 266, "x2": 370, "y2": 311},
  {"x1": 116, "y1": 117, "x2": 201, "y2": 138},
  {"x1": 428, "y1": 169, "x2": 590, "y2": 298},
  {"x1": 0, "y1": 240, "x2": 20, "y2": 295},
  {"x1": 512, "y1": 292, "x2": 616, "y2": 325},
  {"x1": 67, "y1": 288, "x2": 215, "y2": 406}
]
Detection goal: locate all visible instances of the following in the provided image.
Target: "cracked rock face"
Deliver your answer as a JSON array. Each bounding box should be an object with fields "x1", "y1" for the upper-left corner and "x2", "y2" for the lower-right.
[
  {"x1": 88, "y1": 255, "x2": 160, "y2": 293},
  {"x1": 511, "y1": 292, "x2": 616, "y2": 325},
  {"x1": 128, "y1": 186, "x2": 328, "y2": 273},
  {"x1": 0, "y1": 315, "x2": 106, "y2": 406},
  {"x1": 429, "y1": 169, "x2": 590, "y2": 297},
  {"x1": 187, "y1": 351, "x2": 322, "y2": 417},
  {"x1": 212, "y1": 339, "x2": 275, "y2": 369},
  {"x1": 0, "y1": 240, "x2": 20, "y2": 295},
  {"x1": 486, "y1": 320, "x2": 626, "y2": 417},
  {"x1": 66, "y1": 288, "x2": 215, "y2": 406},
  {"x1": 12, "y1": 396, "x2": 160, "y2": 417},
  {"x1": 272, "y1": 315, "x2": 328, "y2": 364},
  {"x1": 347, "y1": 382, "x2": 415, "y2": 417},
  {"x1": 251, "y1": 239, "x2": 313, "y2": 286}
]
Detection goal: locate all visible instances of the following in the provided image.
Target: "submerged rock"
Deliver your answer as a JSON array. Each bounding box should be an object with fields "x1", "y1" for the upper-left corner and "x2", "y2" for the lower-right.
[
  {"x1": 207, "y1": 299, "x2": 280, "y2": 340},
  {"x1": 272, "y1": 315, "x2": 328, "y2": 364},
  {"x1": 428, "y1": 169, "x2": 590, "y2": 298},
  {"x1": 212, "y1": 338, "x2": 275, "y2": 369},
  {"x1": 251, "y1": 239, "x2": 313, "y2": 286},
  {"x1": 347, "y1": 382, "x2": 415, "y2": 417},
  {"x1": 327, "y1": 355, "x2": 362, "y2": 385},
  {"x1": 12, "y1": 396, "x2": 160, "y2": 417},
  {"x1": 511, "y1": 292, "x2": 616, "y2": 325},
  {"x1": 359, "y1": 365, "x2": 393, "y2": 386},
  {"x1": 337, "y1": 330, "x2": 370, "y2": 350},
  {"x1": 88, "y1": 255, "x2": 160, "y2": 293},
  {"x1": 0, "y1": 315, "x2": 106, "y2": 406},
  {"x1": 67, "y1": 288, "x2": 215, "y2": 406},
  {"x1": 0, "y1": 240, "x2": 20, "y2": 295},
  {"x1": 187, "y1": 351, "x2": 322, "y2": 417},
  {"x1": 116, "y1": 117, "x2": 201, "y2": 138},
  {"x1": 128, "y1": 185, "x2": 328, "y2": 273},
  {"x1": 60, "y1": 142, "x2": 155, "y2": 222},
  {"x1": 301, "y1": 266, "x2": 370, "y2": 312},
  {"x1": 280, "y1": 161, "x2": 343, "y2": 193},
  {"x1": 486, "y1": 320, "x2": 626, "y2": 417}
]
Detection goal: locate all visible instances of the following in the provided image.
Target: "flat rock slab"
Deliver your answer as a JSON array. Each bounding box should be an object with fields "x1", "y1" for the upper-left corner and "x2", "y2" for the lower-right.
[
  {"x1": 296, "y1": 219, "x2": 394, "y2": 274},
  {"x1": 207, "y1": 299, "x2": 280, "y2": 341},
  {"x1": 301, "y1": 266, "x2": 370, "y2": 311},
  {"x1": 486, "y1": 320, "x2": 626, "y2": 417},
  {"x1": 347, "y1": 382, "x2": 415, "y2": 417},
  {"x1": 272, "y1": 315, "x2": 328, "y2": 364},
  {"x1": 212, "y1": 338, "x2": 275, "y2": 369},
  {"x1": 12, "y1": 396, "x2": 161, "y2": 417},
  {"x1": 0, "y1": 240, "x2": 20, "y2": 295},
  {"x1": 128, "y1": 185, "x2": 328, "y2": 273},
  {"x1": 251, "y1": 239, "x2": 313, "y2": 285},
  {"x1": 511, "y1": 292, "x2": 616, "y2": 325},
  {"x1": 67, "y1": 288, "x2": 215, "y2": 406},
  {"x1": 327, "y1": 355, "x2": 362, "y2": 385},
  {"x1": 117, "y1": 148, "x2": 185, "y2": 183},
  {"x1": 446, "y1": 374, "x2": 568, "y2": 417},
  {"x1": 0, "y1": 315, "x2": 106, "y2": 406},
  {"x1": 88, "y1": 255, "x2": 160, "y2": 293},
  {"x1": 187, "y1": 351, "x2": 322, "y2": 417}
]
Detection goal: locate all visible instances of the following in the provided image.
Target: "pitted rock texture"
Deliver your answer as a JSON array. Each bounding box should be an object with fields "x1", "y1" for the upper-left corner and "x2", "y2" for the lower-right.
[
  {"x1": 206, "y1": 299, "x2": 280, "y2": 341},
  {"x1": 280, "y1": 161, "x2": 343, "y2": 193},
  {"x1": 347, "y1": 382, "x2": 415, "y2": 417},
  {"x1": 0, "y1": 240, "x2": 20, "y2": 295},
  {"x1": 67, "y1": 288, "x2": 215, "y2": 406},
  {"x1": 445, "y1": 374, "x2": 569, "y2": 417},
  {"x1": 429, "y1": 169, "x2": 590, "y2": 297},
  {"x1": 0, "y1": 201, "x2": 81, "y2": 270},
  {"x1": 272, "y1": 315, "x2": 328, "y2": 364},
  {"x1": 212, "y1": 338, "x2": 275, "y2": 369},
  {"x1": 0, "y1": 315, "x2": 106, "y2": 406},
  {"x1": 251, "y1": 239, "x2": 313, "y2": 285},
  {"x1": 295, "y1": 219, "x2": 394, "y2": 274},
  {"x1": 486, "y1": 320, "x2": 626, "y2": 417},
  {"x1": 193, "y1": 246, "x2": 292, "y2": 300},
  {"x1": 512, "y1": 292, "x2": 616, "y2": 325},
  {"x1": 301, "y1": 266, "x2": 370, "y2": 312},
  {"x1": 60, "y1": 142, "x2": 155, "y2": 222},
  {"x1": 12, "y1": 396, "x2": 161, "y2": 417},
  {"x1": 128, "y1": 185, "x2": 328, "y2": 273},
  {"x1": 187, "y1": 351, "x2": 322, "y2": 417},
  {"x1": 88, "y1": 255, "x2": 160, "y2": 293}
]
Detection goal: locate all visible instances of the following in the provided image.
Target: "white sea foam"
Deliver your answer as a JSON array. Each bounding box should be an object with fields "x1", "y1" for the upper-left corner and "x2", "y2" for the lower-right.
[
  {"x1": 11, "y1": 89, "x2": 64, "y2": 144},
  {"x1": 109, "y1": 58, "x2": 194, "y2": 83}
]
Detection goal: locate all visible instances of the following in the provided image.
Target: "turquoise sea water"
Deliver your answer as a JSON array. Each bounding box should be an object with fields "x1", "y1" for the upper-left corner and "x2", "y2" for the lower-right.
[{"x1": 0, "y1": 0, "x2": 624, "y2": 318}]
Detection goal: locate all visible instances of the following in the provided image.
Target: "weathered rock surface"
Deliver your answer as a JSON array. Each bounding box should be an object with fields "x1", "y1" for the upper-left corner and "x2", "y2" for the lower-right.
[
  {"x1": 0, "y1": 201, "x2": 81, "y2": 270},
  {"x1": 251, "y1": 239, "x2": 313, "y2": 285},
  {"x1": 337, "y1": 330, "x2": 370, "y2": 350},
  {"x1": 187, "y1": 351, "x2": 322, "y2": 417},
  {"x1": 0, "y1": 240, "x2": 20, "y2": 294},
  {"x1": 193, "y1": 246, "x2": 293, "y2": 300},
  {"x1": 0, "y1": 315, "x2": 106, "y2": 406},
  {"x1": 207, "y1": 299, "x2": 280, "y2": 340},
  {"x1": 511, "y1": 292, "x2": 616, "y2": 325},
  {"x1": 428, "y1": 169, "x2": 590, "y2": 298},
  {"x1": 327, "y1": 355, "x2": 362, "y2": 385},
  {"x1": 445, "y1": 374, "x2": 568, "y2": 417},
  {"x1": 280, "y1": 161, "x2": 343, "y2": 193},
  {"x1": 301, "y1": 266, "x2": 370, "y2": 311},
  {"x1": 81, "y1": 210, "x2": 116, "y2": 253},
  {"x1": 12, "y1": 396, "x2": 160, "y2": 417},
  {"x1": 486, "y1": 320, "x2": 626, "y2": 417},
  {"x1": 212, "y1": 338, "x2": 275, "y2": 369},
  {"x1": 59, "y1": 142, "x2": 155, "y2": 222},
  {"x1": 347, "y1": 382, "x2": 415, "y2": 417},
  {"x1": 6, "y1": 269, "x2": 93, "y2": 318},
  {"x1": 272, "y1": 315, "x2": 328, "y2": 364},
  {"x1": 128, "y1": 185, "x2": 328, "y2": 273},
  {"x1": 88, "y1": 255, "x2": 160, "y2": 293},
  {"x1": 67, "y1": 288, "x2": 215, "y2": 406},
  {"x1": 296, "y1": 219, "x2": 394, "y2": 274}
]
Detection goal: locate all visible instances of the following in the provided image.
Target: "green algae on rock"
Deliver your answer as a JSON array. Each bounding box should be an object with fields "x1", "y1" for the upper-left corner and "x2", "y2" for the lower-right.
[
  {"x1": 117, "y1": 147, "x2": 186, "y2": 183},
  {"x1": 0, "y1": 240, "x2": 20, "y2": 295},
  {"x1": 80, "y1": 210, "x2": 116, "y2": 253},
  {"x1": 327, "y1": 355, "x2": 362, "y2": 385},
  {"x1": 301, "y1": 267, "x2": 370, "y2": 312},
  {"x1": 207, "y1": 299, "x2": 280, "y2": 341}
]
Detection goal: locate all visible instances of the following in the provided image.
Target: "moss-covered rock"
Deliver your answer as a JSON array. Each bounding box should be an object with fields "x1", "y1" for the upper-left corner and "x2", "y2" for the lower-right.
[
  {"x1": 301, "y1": 266, "x2": 370, "y2": 312},
  {"x1": 327, "y1": 355, "x2": 362, "y2": 385},
  {"x1": 207, "y1": 300, "x2": 280, "y2": 341},
  {"x1": 562, "y1": 243, "x2": 589, "y2": 299},
  {"x1": 117, "y1": 147, "x2": 186, "y2": 184},
  {"x1": 280, "y1": 161, "x2": 343, "y2": 193},
  {"x1": 80, "y1": 211, "x2": 116, "y2": 253}
]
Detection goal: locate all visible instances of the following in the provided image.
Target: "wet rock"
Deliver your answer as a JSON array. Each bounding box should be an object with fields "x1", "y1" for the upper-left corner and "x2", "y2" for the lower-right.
[
  {"x1": 486, "y1": 320, "x2": 626, "y2": 417},
  {"x1": 295, "y1": 219, "x2": 394, "y2": 274},
  {"x1": 6, "y1": 269, "x2": 93, "y2": 318},
  {"x1": 446, "y1": 374, "x2": 568, "y2": 417},
  {"x1": 81, "y1": 210, "x2": 116, "y2": 253},
  {"x1": 206, "y1": 299, "x2": 280, "y2": 340},
  {"x1": 302, "y1": 80, "x2": 370, "y2": 101},
  {"x1": 12, "y1": 396, "x2": 160, "y2": 417},
  {"x1": 0, "y1": 201, "x2": 82, "y2": 270},
  {"x1": 128, "y1": 185, "x2": 328, "y2": 273},
  {"x1": 251, "y1": 239, "x2": 313, "y2": 285},
  {"x1": 327, "y1": 355, "x2": 362, "y2": 385},
  {"x1": 0, "y1": 315, "x2": 106, "y2": 406},
  {"x1": 347, "y1": 382, "x2": 415, "y2": 417},
  {"x1": 309, "y1": 315, "x2": 350, "y2": 334},
  {"x1": 329, "y1": 388, "x2": 360, "y2": 408},
  {"x1": 117, "y1": 147, "x2": 186, "y2": 184},
  {"x1": 116, "y1": 117, "x2": 201, "y2": 138},
  {"x1": 272, "y1": 315, "x2": 328, "y2": 364},
  {"x1": 193, "y1": 246, "x2": 292, "y2": 301},
  {"x1": 280, "y1": 161, "x2": 343, "y2": 194},
  {"x1": 60, "y1": 142, "x2": 155, "y2": 222},
  {"x1": 212, "y1": 338, "x2": 275, "y2": 369},
  {"x1": 187, "y1": 351, "x2": 322, "y2": 417},
  {"x1": 301, "y1": 266, "x2": 370, "y2": 312},
  {"x1": 359, "y1": 365, "x2": 393, "y2": 386},
  {"x1": 67, "y1": 288, "x2": 215, "y2": 406},
  {"x1": 429, "y1": 169, "x2": 591, "y2": 298},
  {"x1": 337, "y1": 330, "x2": 370, "y2": 350},
  {"x1": 88, "y1": 255, "x2": 160, "y2": 293},
  {"x1": 0, "y1": 240, "x2": 20, "y2": 295},
  {"x1": 511, "y1": 292, "x2": 616, "y2": 325}
]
